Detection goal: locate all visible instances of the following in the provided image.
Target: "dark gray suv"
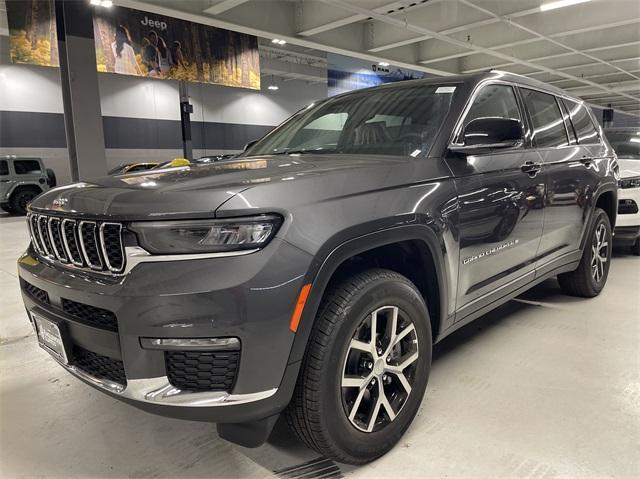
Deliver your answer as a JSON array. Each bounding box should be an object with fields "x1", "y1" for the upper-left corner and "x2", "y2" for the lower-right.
[{"x1": 18, "y1": 72, "x2": 618, "y2": 464}]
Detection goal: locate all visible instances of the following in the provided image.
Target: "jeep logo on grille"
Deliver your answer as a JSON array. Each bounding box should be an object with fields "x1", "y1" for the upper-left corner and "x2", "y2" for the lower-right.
[{"x1": 52, "y1": 198, "x2": 68, "y2": 208}]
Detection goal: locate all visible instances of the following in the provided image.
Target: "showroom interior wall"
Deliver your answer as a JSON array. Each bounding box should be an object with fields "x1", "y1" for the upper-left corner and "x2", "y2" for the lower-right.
[{"x1": 0, "y1": 35, "x2": 327, "y2": 184}]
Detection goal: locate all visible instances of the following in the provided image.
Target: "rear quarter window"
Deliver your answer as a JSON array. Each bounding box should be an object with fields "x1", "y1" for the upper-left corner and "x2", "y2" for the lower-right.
[
  {"x1": 14, "y1": 160, "x2": 42, "y2": 175},
  {"x1": 521, "y1": 89, "x2": 568, "y2": 148},
  {"x1": 561, "y1": 99, "x2": 600, "y2": 144}
]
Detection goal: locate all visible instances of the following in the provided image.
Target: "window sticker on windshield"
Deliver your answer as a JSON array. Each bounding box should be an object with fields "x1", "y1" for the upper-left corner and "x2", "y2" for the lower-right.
[{"x1": 436, "y1": 86, "x2": 456, "y2": 94}]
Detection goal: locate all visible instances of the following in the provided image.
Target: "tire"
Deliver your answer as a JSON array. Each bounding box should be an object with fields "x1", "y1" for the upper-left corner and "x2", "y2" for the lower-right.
[
  {"x1": 558, "y1": 207, "x2": 612, "y2": 297},
  {"x1": 9, "y1": 188, "x2": 40, "y2": 216},
  {"x1": 285, "y1": 268, "x2": 432, "y2": 464},
  {"x1": 633, "y1": 238, "x2": 640, "y2": 256}
]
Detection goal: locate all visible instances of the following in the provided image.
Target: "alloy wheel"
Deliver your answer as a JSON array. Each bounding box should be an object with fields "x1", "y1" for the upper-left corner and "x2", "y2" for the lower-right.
[
  {"x1": 591, "y1": 223, "x2": 609, "y2": 283},
  {"x1": 341, "y1": 305, "x2": 419, "y2": 433}
]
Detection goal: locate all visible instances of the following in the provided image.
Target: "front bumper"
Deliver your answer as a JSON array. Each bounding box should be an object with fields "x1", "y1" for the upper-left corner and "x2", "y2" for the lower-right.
[
  {"x1": 614, "y1": 186, "x2": 640, "y2": 246},
  {"x1": 18, "y1": 238, "x2": 312, "y2": 423}
]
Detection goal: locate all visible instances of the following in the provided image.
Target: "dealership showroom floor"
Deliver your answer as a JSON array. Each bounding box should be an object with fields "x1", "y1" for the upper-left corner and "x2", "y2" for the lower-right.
[
  {"x1": 3, "y1": 0, "x2": 640, "y2": 478},
  {"x1": 1, "y1": 214, "x2": 638, "y2": 477}
]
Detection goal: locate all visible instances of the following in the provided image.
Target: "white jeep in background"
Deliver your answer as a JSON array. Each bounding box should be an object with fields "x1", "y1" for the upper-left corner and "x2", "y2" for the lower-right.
[
  {"x1": 0, "y1": 156, "x2": 56, "y2": 216},
  {"x1": 605, "y1": 128, "x2": 640, "y2": 255}
]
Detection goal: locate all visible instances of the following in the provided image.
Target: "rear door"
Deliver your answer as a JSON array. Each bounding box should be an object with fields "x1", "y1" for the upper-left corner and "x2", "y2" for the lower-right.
[
  {"x1": 449, "y1": 83, "x2": 545, "y2": 316},
  {"x1": 521, "y1": 90, "x2": 603, "y2": 273}
]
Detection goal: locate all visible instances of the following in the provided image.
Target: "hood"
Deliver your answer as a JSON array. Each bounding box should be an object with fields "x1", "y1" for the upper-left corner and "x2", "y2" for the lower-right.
[
  {"x1": 617, "y1": 158, "x2": 640, "y2": 179},
  {"x1": 30, "y1": 155, "x2": 428, "y2": 220}
]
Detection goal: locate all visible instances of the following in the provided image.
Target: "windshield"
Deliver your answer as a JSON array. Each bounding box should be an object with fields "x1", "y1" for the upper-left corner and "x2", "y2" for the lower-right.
[
  {"x1": 605, "y1": 130, "x2": 640, "y2": 159},
  {"x1": 245, "y1": 84, "x2": 457, "y2": 158}
]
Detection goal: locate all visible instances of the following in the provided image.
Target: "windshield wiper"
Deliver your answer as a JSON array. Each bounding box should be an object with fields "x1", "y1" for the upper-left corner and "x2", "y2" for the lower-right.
[{"x1": 271, "y1": 148, "x2": 338, "y2": 155}]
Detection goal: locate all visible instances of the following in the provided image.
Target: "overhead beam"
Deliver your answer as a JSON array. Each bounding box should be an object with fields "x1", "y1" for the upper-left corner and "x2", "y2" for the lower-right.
[
  {"x1": 463, "y1": 42, "x2": 640, "y2": 74},
  {"x1": 322, "y1": 0, "x2": 640, "y2": 103},
  {"x1": 459, "y1": 0, "x2": 640, "y2": 82},
  {"x1": 203, "y1": 0, "x2": 249, "y2": 16},
  {"x1": 297, "y1": 0, "x2": 438, "y2": 37}
]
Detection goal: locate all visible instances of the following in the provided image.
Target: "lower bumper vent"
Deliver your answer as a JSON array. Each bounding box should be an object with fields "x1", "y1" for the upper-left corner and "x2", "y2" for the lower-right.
[
  {"x1": 72, "y1": 346, "x2": 126, "y2": 386},
  {"x1": 165, "y1": 350, "x2": 239, "y2": 392},
  {"x1": 22, "y1": 280, "x2": 49, "y2": 304}
]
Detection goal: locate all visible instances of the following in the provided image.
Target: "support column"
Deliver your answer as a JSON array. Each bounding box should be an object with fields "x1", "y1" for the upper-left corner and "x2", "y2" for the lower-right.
[
  {"x1": 55, "y1": 0, "x2": 106, "y2": 181},
  {"x1": 179, "y1": 81, "x2": 193, "y2": 160}
]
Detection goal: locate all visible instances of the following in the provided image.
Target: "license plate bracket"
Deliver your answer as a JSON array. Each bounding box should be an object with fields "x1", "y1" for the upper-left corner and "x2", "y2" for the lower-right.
[{"x1": 32, "y1": 312, "x2": 71, "y2": 365}]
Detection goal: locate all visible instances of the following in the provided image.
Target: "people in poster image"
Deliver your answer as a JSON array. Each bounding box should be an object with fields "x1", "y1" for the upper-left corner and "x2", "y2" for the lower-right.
[{"x1": 111, "y1": 25, "x2": 142, "y2": 75}]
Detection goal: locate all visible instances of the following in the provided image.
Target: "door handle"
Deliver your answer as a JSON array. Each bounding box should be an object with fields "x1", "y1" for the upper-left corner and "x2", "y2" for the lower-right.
[
  {"x1": 580, "y1": 156, "x2": 594, "y2": 165},
  {"x1": 520, "y1": 161, "x2": 542, "y2": 176}
]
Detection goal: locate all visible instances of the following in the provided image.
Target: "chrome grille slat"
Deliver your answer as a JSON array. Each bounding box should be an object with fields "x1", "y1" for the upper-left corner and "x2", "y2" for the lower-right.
[
  {"x1": 48, "y1": 217, "x2": 68, "y2": 263},
  {"x1": 62, "y1": 219, "x2": 84, "y2": 266},
  {"x1": 79, "y1": 221, "x2": 103, "y2": 270},
  {"x1": 27, "y1": 214, "x2": 44, "y2": 254},
  {"x1": 37, "y1": 215, "x2": 53, "y2": 257},
  {"x1": 27, "y1": 214, "x2": 125, "y2": 274}
]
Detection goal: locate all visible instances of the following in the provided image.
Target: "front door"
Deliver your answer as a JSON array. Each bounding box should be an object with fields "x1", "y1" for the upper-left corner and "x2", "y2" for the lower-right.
[{"x1": 447, "y1": 83, "x2": 545, "y2": 316}]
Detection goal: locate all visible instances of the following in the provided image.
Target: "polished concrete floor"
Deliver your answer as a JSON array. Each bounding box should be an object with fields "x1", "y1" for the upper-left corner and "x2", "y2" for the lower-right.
[{"x1": 1, "y1": 213, "x2": 638, "y2": 478}]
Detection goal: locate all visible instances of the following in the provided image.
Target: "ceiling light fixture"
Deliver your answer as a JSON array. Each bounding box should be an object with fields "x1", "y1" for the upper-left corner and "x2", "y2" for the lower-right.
[
  {"x1": 271, "y1": 38, "x2": 287, "y2": 45},
  {"x1": 378, "y1": 61, "x2": 390, "y2": 67},
  {"x1": 90, "y1": 0, "x2": 113, "y2": 7},
  {"x1": 539, "y1": 0, "x2": 592, "y2": 12},
  {"x1": 267, "y1": 75, "x2": 279, "y2": 91}
]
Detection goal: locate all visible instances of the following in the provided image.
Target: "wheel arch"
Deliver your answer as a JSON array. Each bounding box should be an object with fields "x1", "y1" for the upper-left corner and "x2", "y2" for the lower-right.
[{"x1": 287, "y1": 223, "x2": 448, "y2": 367}]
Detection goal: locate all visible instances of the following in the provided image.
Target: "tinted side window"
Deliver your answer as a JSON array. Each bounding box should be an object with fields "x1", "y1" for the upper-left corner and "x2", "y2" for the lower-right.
[
  {"x1": 521, "y1": 89, "x2": 568, "y2": 148},
  {"x1": 0, "y1": 160, "x2": 8, "y2": 176},
  {"x1": 14, "y1": 160, "x2": 42, "y2": 175},
  {"x1": 562, "y1": 99, "x2": 600, "y2": 144},
  {"x1": 462, "y1": 84, "x2": 521, "y2": 131},
  {"x1": 557, "y1": 100, "x2": 577, "y2": 144}
]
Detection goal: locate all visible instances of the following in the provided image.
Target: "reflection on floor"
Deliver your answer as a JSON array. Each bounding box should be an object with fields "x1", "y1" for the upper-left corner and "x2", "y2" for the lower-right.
[{"x1": 1, "y1": 213, "x2": 638, "y2": 478}]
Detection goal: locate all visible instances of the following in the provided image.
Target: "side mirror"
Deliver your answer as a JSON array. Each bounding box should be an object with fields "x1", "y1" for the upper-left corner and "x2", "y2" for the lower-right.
[
  {"x1": 243, "y1": 139, "x2": 258, "y2": 151},
  {"x1": 449, "y1": 117, "x2": 524, "y2": 155}
]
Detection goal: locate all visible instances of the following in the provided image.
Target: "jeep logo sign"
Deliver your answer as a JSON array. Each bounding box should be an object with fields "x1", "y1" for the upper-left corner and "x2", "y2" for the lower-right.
[{"x1": 141, "y1": 16, "x2": 167, "y2": 31}]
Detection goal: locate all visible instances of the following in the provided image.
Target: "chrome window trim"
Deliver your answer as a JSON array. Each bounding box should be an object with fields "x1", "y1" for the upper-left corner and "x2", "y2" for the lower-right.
[
  {"x1": 60, "y1": 359, "x2": 276, "y2": 407},
  {"x1": 61, "y1": 218, "x2": 84, "y2": 267},
  {"x1": 78, "y1": 220, "x2": 103, "y2": 270},
  {"x1": 449, "y1": 74, "x2": 600, "y2": 149},
  {"x1": 47, "y1": 217, "x2": 68, "y2": 263},
  {"x1": 450, "y1": 79, "x2": 524, "y2": 147},
  {"x1": 99, "y1": 222, "x2": 125, "y2": 273}
]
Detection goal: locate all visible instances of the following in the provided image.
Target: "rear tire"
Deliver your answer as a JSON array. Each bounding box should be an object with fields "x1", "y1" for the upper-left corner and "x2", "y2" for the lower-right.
[
  {"x1": 9, "y1": 188, "x2": 40, "y2": 215},
  {"x1": 558, "y1": 207, "x2": 612, "y2": 297},
  {"x1": 286, "y1": 268, "x2": 432, "y2": 464}
]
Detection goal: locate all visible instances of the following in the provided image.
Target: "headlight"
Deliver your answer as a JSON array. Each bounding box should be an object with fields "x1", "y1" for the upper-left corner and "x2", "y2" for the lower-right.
[
  {"x1": 129, "y1": 215, "x2": 282, "y2": 254},
  {"x1": 618, "y1": 177, "x2": 640, "y2": 189}
]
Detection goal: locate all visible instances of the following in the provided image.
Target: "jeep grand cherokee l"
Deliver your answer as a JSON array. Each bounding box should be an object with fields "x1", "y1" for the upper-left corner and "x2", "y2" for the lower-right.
[{"x1": 18, "y1": 72, "x2": 617, "y2": 464}]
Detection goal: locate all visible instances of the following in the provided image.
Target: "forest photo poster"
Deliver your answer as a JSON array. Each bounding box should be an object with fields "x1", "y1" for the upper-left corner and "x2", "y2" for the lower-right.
[{"x1": 6, "y1": 0, "x2": 261, "y2": 90}]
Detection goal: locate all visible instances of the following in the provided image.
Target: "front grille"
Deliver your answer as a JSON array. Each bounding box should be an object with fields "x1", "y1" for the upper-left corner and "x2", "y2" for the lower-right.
[
  {"x1": 62, "y1": 298, "x2": 118, "y2": 331},
  {"x1": 618, "y1": 199, "x2": 639, "y2": 215},
  {"x1": 22, "y1": 280, "x2": 49, "y2": 304},
  {"x1": 166, "y1": 350, "x2": 240, "y2": 392},
  {"x1": 27, "y1": 213, "x2": 125, "y2": 274},
  {"x1": 72, "y1": 345, "x2": 126, "y2": 386}
]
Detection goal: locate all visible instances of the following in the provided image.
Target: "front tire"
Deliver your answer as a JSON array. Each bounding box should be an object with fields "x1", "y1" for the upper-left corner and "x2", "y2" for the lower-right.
[
  {"x1": 286, "y1": 269, "x2": 432, "y2": 464},
  {"x1": 558, "y1": 207, "x2": 612, "y2": 297}
]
